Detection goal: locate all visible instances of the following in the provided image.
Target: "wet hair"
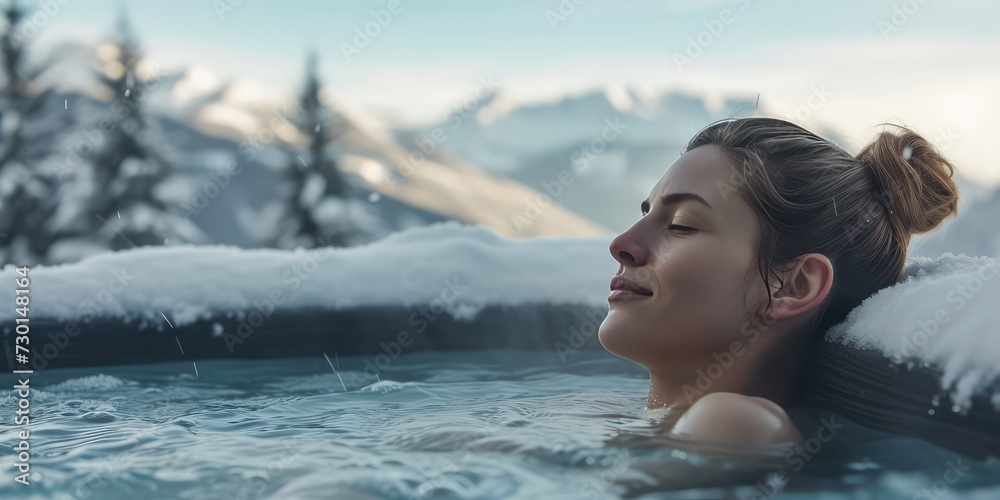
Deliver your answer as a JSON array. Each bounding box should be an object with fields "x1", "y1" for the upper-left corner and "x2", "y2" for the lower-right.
[{"x1": 684, "y1": 117, "x2": 959, "y2": 338}]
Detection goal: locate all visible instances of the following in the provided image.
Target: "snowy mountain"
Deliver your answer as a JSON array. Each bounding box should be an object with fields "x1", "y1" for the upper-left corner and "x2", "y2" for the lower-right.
[
  {"x1": 143, "y1": 65, "x2": 611, "y2": 242},
  {"x1": 401, "y1": 86, "x2": 802, "y2": 232}
]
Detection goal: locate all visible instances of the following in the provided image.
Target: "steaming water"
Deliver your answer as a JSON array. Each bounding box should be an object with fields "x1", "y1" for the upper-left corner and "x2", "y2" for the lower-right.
[{"x1": 2, "y1": 349, "x2": 998, "y2": 499}]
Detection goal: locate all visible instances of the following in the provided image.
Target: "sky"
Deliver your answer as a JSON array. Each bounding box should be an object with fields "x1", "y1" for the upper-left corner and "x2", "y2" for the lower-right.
[{"x1": 22, "y1": 0, "x2": 1000, "y2": 185}]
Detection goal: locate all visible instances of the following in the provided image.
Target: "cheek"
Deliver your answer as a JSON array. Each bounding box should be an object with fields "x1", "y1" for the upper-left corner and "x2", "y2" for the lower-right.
[
  {"x1": 677, "y1": 242, "x2": 758, "y2": 330},
  {"x1": 599, "y1": 240, "x2": 757, "y2": 365},
  {"x1": 655, "y1": 246, "x2": 749, "y2": 345}
]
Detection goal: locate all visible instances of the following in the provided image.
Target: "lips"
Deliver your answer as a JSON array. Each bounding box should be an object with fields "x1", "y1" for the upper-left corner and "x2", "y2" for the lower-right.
[{"x1": 610, "y1": 276, "x2": 653, "y2": 296}]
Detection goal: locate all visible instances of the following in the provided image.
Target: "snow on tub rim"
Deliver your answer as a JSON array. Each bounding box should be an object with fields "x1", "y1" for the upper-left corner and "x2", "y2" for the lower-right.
[
  {"x1": 0, "y1": 221, "x2": 615, "y2": 328},
  {"x1": 807, "y1": 252, "x2": 1000, "y2": 459},
  {"x1": 0, "y1": 221, "x2": 613, "y2": 368}
]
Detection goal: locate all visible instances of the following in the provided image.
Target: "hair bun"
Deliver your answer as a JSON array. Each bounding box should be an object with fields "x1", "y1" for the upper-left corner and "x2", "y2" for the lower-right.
[{"x1": 855, "y1": 124, "x2": 959, "y2": 234}]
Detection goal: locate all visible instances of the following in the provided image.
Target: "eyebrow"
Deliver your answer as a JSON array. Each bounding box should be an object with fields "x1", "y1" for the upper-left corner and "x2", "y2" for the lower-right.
[{"x1": 644, "y1": 192, "x2": 713, "y2": 211}]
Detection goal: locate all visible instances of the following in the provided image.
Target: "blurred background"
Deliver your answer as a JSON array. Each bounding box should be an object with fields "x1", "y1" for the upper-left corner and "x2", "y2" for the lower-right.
[{"x1": 1, "y1": 0, "x2": 998, "y2": 266}]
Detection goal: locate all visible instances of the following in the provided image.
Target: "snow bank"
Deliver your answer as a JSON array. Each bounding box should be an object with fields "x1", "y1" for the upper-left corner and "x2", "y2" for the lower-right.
[
  {"x1": 827, "y1": 253, "x2": 1000, "y2": 410},
  {"x1": 0, "y1": 221, "x2": 615, "y2": 328}
]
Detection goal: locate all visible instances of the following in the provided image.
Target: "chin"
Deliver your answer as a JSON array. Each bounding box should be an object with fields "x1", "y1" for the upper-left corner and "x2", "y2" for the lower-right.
[
  {"x1": 597, "y1": 316, "x2": 640, "y2": 360},
  {"x1": 597, "y1": 318, "x2": 618, "y2": 353}
]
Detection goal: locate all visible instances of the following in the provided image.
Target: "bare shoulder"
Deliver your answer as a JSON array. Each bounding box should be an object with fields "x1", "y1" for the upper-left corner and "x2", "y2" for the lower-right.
[{"x1": 670, "y1": 392, "x2": 802, "y2": 445}]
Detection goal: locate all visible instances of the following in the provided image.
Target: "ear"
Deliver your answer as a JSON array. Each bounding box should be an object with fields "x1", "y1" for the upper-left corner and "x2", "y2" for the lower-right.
[{"x1": 765, "y1": 253, "x2": 834, "y2": 321}]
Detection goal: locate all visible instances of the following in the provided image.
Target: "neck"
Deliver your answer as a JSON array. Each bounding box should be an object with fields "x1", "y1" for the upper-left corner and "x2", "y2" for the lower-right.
[
  {"x1": 646, "y1": 374, "x2": 692, "y2": 412},
  {"x1": 645, "y1": 338, "x2": 802, "y2": 410}
]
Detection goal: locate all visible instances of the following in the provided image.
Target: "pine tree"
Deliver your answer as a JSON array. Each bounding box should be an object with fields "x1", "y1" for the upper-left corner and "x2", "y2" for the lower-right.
[
  {"x1": 0, "y1": 1, "x2": 68, "y2": 265},
  {"x1": 270, "y1": 51, "x2": 358, "y2": 249},
  {"x1": 47, "y1": 13, "x2": 203, "y2": 254}
]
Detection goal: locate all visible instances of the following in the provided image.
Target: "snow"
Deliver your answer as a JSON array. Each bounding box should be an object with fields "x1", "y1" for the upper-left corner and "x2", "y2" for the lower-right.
[
  {"x1": 826, "y1": 253, "x2": 1000, "y2": 410},
  {"x1": 0, "y1": 221, "x2": 616, "y2": 328}
]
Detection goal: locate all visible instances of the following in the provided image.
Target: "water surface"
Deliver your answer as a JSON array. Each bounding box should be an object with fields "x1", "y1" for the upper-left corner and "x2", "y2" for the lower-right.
[{"x1": 3, "y1": 349, "x2": 999, "y2": 499}]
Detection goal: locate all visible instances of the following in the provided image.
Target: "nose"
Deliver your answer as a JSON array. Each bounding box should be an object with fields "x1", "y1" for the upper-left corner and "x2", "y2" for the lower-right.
[{"x1": 609, "y1": 224, "x2": 648, "y2": 268}]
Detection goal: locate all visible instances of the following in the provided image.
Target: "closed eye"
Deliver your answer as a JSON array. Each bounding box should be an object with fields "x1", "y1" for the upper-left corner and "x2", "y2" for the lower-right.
[{"x1": 667, "y1": 225, "x2": 696, "y2": 232}]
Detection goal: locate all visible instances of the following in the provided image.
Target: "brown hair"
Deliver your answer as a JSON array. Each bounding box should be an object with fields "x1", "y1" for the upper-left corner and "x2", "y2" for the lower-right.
[{"x1": 685, "y1": 117, "x2": 959, "y2": 337}]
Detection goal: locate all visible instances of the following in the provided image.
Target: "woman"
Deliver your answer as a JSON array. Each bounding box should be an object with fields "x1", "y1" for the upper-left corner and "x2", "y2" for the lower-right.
[{"x1": 598, "y1": 117, "x2": 959, "y2": 445}]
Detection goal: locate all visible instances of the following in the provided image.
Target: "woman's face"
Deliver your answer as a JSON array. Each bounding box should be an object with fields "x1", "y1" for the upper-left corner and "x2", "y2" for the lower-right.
[{"x1": 598, "y1": 144, "x2": 770, "y2": 376}]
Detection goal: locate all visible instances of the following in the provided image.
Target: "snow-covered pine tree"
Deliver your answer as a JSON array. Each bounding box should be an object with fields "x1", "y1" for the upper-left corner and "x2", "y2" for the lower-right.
[
  {"x1": 0, "y1": 1, "x2": 70, "y2": 266},
  {"x1": 270, "y1": 51, "x2": 366, "y2": 250},
  {"x1": 47, "y1": 13, "x2": 203, "y2": 256}
]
